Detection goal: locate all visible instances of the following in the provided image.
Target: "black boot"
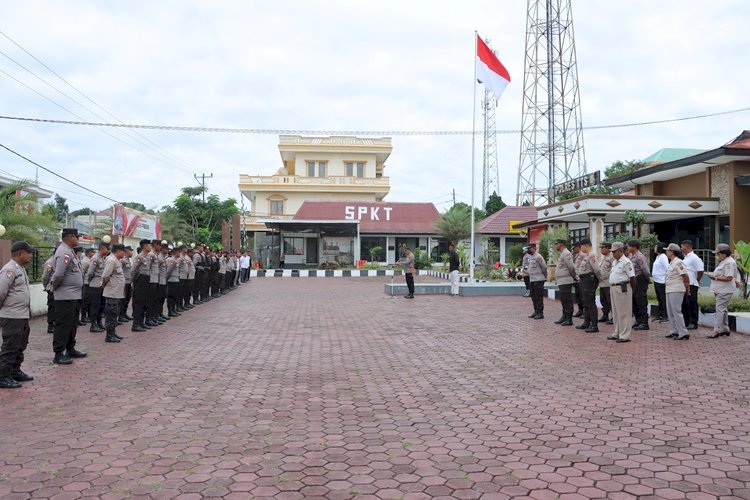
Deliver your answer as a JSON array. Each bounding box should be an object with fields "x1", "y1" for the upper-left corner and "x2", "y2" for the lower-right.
[
  {"x1": 105, "y1": 332, "x2": 121, "y2": 343},
  {"x1": 0, "y1": 377, "x2": 21, "y2": 389},
  {"x1": 66, "y1": 348, "x2": 87, "y2": 359},
  {"x1": 11, "y1": 369, "x2": 33, "y2": 382},
  {"x1": 131, "y1": 324, "x2": 148, "y2": 332},
  {"x1": 53, "y1": 352, "x2": 73, "y2": 365},
  {"x1": 90, "y1": 322, "x2": 104, "y2": 333}
]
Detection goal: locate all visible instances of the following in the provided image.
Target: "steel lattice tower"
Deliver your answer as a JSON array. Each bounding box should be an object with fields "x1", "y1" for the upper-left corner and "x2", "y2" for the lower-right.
[
  {"x1": 516, "y1": 0, "x2": 587, "y2": 206},
  {"x1": 482, "y1": 88, "x2": 500, "y2": 208}
]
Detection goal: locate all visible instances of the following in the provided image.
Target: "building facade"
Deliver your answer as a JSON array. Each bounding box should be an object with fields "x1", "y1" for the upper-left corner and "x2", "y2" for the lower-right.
[{"x1": 517, "y1": 131, "x2": 750, "y2": 264}]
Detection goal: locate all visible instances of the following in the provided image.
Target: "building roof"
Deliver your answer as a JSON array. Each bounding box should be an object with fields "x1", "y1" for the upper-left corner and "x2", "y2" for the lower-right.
[
  {"x1": 606, "y1": 130, "x2": 750, "y2": 189},
  {"x1": 478, "y1": 205, "x2": 538, "y2": 234},
  {"x1": 0, "y1": 174, "x2": 54, "y2": 199},
  {"x1": 293, "y1": 201, "x2": 442, "y2": 234},
  {"x1": 641, "y1": 148, "x2": 705, "y2": 165}
]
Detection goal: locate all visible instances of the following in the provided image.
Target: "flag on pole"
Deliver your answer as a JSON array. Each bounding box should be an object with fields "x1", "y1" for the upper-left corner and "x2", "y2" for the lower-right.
[{"x1": 476, "y1": 34, "x2": 510, "y2": 99}]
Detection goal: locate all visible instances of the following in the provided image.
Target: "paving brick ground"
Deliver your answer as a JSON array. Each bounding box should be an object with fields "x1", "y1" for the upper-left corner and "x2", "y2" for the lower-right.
[{"x1": 2, "y1": 278, "x2": 750, "y2": 499}]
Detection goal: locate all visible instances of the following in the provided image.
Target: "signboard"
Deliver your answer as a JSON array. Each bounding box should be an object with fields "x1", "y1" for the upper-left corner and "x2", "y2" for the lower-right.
[
  {"x1": 552, "y1": 171, "x2": 601, "y2": 196},
  {"x1": 112, "y1": 204, "x2": 161, "y2": 239},
  {"x1": 344, "y1": 205, "x2": 393, "y2": 221},
  {"x1": 508, "y1": 220, "x2": 525, "y2": 234}
]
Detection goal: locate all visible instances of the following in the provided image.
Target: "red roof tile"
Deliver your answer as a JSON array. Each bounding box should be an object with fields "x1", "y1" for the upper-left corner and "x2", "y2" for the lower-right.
[
  {"x1": 478, "y1": 205, "x2": 538, "y2": 234},
  {"x1": 293, "y1": 201, "x2": 442, "y2": 234},
  {"x1": 725, "y1": 130, "x2": 750, "y2": 149}
]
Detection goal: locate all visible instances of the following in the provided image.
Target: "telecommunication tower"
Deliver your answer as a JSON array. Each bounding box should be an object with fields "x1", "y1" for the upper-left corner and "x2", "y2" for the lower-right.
[
  {"x1": 516, "y1": 0, "x2": 587, "y2": 206},
  {"x1": 481, "y1": 89, "x2": 500, "y2": 208}
]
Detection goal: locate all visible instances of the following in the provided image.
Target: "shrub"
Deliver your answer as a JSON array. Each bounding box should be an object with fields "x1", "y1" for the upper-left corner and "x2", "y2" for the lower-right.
[
  {"x1": 507, "y1": 244, "x2": 525, "y2": 268},
  {"x1": 369, "y1": 246, "x2": 383, "y2": 262},
  {"x1": 413, "y1": 248, "x2": 433, "y2": 270}
]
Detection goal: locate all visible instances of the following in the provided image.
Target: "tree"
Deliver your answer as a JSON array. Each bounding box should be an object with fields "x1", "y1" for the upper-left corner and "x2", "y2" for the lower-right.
[
  {"x1": 451, "y1": 202, "x2": 486, "y2": 222},
  {"x1": 604, "y1": 160, "x2": 644, "y2": 179},
  {"x1": 122, "y1": 202, "x2": 151, "y2": 213},
  {"x1": 162, "y1": 185, "x2": 239, "y2": 245},
  {"x1": 70, "y1": 207, "x2": 94, "y2": 217},
  {"x1": 435, "y1": 204, "x2": 471, "y2": 245},
  {"x1": 734, "y1": 241, "x2": 750, "y2": 300},
  {"x1": 484, "y1": 191, "x2": 506, "y2": 216},
  {"x1": 43, "y1": 194, "x2": 70, "y2": 223},
  {"x1": 0, "y1": 181, "x2": 58, "y2": 245}
]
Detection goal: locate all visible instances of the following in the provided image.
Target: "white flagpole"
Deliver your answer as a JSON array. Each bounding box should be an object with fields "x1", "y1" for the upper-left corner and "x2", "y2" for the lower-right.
[{"x1": 469, "y1": 32, "x2": 478, "y2": 282}]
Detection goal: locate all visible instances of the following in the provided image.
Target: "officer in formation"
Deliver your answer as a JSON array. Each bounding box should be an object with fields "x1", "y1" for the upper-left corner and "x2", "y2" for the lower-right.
[
  {"x1": 596, "y1": 242, "x2": 614, "y2": 324},
  {"x1": 79, "y1": 247, "x2": 95, "y2": 325},
  {"x1": 85, "y1": 242, "x2": 110, "y2": 333},
  {"x1": 41, "y1": 241, "x2": 60, "y2": 333},
  {"x1": 553, "y1": 239, "x2": 577, "y2": 326},
  {"x1": 574, "y1": 238, "x2": 600, "y2": 333},
  {"x1": 119, "y1": 246, "x2": 133, "y2": 323},
  {"x1": 101, "y1": 244, "x2": 126, "y2": 343},
  {"x1": 524, "y1": 243, "x2": 547, "y2": 319},
  {"x1": 0, "y1": 241, "x2": 35, "y2": 389},
  {"x1": 628, "y1": 239, "x2": 652, "y2": 331},
  {"x1": 129, "y1": 240, "x2": 240, "y2": 332},
  {"x1": 47, "y1": 228, "x2": 87, "y2": 365}
]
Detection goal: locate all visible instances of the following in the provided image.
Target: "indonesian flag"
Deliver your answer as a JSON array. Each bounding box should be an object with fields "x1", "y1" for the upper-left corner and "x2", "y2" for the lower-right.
[{"x1": 476, "y1": 34, "x2": 510, "y2": 100}]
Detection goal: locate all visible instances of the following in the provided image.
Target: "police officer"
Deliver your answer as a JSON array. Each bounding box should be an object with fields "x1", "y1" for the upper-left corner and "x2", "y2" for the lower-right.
[
  {"x1": 575, "y1": 238, "x2": 599, "y2": 333},
  {"x1": 608, "y1": 242, "x2": 636, "y2": 343},
  {"x1": 48, "y1": 228, "x2": 87, "y2": 364},
  {"x1": 628, "y1": 239, "x2": 651, "y2": 330},
  {"x1": 146, "y1": 239, "x2": 163, "y2": 327},
  {"x1": 176, "y1": 245, "x2": 189, "y2": 311},
  {"x1": 595, "y1": 242, "x2": 614, "y2": 324},
  {"x1": 119, "y1": 246, "x2": 133, "y2": 323},
  {"x1": 157, "y1": 243, "x2": 169, "y2": 323},
  {"x1": 571, "y1": 241, "x2": 585, "y2": 318},
  {"x1": 41, "y1": 242, "x2": 60, "y2": 334},
  {"x1": 101, "y1": 244, "x2": 126, "y2": 343},
  {"x1": 79, "y1": 247, "x2": 95, "y2": 325},
  {"x1": 0, "y1": 241, "x2": 35, "y2": 388},
  {"x1": 521, "y1": 247, "x2": 532, "y2": 297},
  {"x1": 184, "y1": 248, "x2": 196, "y2": 308},
  {"x1": 554, "y1": 239, "x2": 577, "y2": 326},
  {"x1": 526, "y1": 243, "x2": 547, "y2": 319},
  {"x1": 192, "y1": 244, "x2": 206, "y2": 304},
  {"x1": 166, "y1": 247, "x2": 182, "y2": 317},
  {"x1": 86, "y1": 242, "x2": 109, "y2": 333},
  {"x1": 131, "y1": 239, "x2": 152, "y2": 332}
]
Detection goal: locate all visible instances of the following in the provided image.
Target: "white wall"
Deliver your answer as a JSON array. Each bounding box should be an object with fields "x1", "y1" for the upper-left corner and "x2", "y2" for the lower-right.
[{"x1": 30, "y1": 283, "x2": 48, "y2": 317}]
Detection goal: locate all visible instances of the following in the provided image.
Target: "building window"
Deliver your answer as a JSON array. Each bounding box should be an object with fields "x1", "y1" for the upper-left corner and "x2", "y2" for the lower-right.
[
  {"x1": 345, "y1": 161, "x2": 365, "y2": 177},
  {"x1": 604, "y1": 223, "x2": 622, "y2": 241},
  {"x1": 283, "y1": 237, "x2": 304, "y2": 255},
  {"x1": 361, "y1": 236, "x2": 387, "y2": 261},
  {"x1": 569, "y1": 228, "x2": 589, "y2": 243},
  {"x1": 306, "y1": 161, "x2": 326, "y2": 177},
  {"x1": 270, "y1": 200, "x2": 284, "y2": 215}
]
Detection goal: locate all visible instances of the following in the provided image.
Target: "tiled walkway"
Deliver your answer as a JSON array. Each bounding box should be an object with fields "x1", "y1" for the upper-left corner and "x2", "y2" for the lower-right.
[{"x1": 1, "y1": 278, "x2": 750, "y2": 499}]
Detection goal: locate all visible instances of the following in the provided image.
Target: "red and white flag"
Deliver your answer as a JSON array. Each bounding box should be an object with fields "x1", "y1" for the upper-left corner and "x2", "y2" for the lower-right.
[{"x1": 476, "y1": 34, "x2": 510, "y2": 100}]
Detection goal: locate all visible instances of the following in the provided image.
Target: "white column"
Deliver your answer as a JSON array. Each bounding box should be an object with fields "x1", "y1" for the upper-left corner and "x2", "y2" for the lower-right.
[
  {"x1": 589, "y1": 217, "x2": 604, "y2": 249},
  {"x1": 499, "y1": 236, "x2": 507, "y2": 264}
]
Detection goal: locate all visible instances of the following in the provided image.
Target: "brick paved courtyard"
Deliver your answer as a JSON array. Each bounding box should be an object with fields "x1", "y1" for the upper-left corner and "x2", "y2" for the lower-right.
[{"x1": 2, "y1": 278, "x2": 750, "y2": 499}]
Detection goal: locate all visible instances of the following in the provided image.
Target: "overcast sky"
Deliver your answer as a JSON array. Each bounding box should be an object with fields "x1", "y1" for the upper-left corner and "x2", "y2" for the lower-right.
[{"x1": 1, "y1": 1, "x2": 748, "y2": 214}]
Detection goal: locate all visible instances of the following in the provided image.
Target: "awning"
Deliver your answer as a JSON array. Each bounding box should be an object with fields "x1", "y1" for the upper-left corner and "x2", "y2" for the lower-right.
[
  {"x1": 259, "y1": 219, "x2": 358, "y2": 235},
  {"x1": 737, "y1": 175, "x2": 750, "y2": 186}
]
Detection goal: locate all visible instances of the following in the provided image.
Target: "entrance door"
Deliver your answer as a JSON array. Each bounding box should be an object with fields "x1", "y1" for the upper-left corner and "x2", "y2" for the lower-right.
[{"x1": 306, "y1": 237, "x2": 318, "y2": 264}]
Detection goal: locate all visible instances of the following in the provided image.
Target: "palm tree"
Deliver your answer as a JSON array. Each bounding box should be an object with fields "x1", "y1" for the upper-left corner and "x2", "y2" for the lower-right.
[{"x1": 435, "y1": 205, "x2": 471, "y2": 245}]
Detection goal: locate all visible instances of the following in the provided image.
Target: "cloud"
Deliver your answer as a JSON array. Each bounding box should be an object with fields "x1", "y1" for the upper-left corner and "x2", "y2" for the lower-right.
[{"x1": 0, "y1": 0, "x2": 748, "y2": 215}]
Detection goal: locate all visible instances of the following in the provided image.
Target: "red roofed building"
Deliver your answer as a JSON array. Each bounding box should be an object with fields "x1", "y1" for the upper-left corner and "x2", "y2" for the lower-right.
[
  {"x1": 259, "y1": 201, "x2": 446, "y2": 267},
  {"x1": 477, "y1": 206, "x2": 536, "y2": 264}
]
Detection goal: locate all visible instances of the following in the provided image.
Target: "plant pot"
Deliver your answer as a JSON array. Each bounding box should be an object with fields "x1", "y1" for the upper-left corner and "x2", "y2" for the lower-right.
[{"x1": 547, "y1": 264, "x2": 556, "y2": 282}]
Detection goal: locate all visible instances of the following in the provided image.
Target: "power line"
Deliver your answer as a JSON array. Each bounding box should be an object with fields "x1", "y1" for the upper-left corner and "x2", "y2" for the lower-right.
[
  {"x1": 0, "y1": 30, "x2": 201, "y2": 173},
  {"x1": 0, "y1": 142, "x2": 121, "y2": 204},
  {"x1": 1, "y1": 105, "x2": 748, "y2": 136}
]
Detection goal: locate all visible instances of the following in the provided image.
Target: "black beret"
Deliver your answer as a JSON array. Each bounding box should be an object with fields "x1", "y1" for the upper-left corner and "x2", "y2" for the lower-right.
[
  {"x1": 556, "y1": 239, "x2": 567, "y2": 245},
  {"x1": 73, "y1": 246, "x2": 84, "y2": 253},
  {"x1": 599, "y1": 241, "x2": 611, "y2": 248},
  {"x1": 124, "y1": 246, "x2": 132, "y2": 250},
  {"x1": 11, "y1": 241, "x2": 34, "y2": 253},
  {"x1": 139, "y1": 239, "x2": 152, "y2": 247},
  {"x1": 61, "y1": 228, "x2": 79, "y2": 237},
  {"x1": 151, "y1": 239, "x2": 162, "y2": 246},
  {"x1": 111, "y1": 244, "x2": 125, "y2": 252}
]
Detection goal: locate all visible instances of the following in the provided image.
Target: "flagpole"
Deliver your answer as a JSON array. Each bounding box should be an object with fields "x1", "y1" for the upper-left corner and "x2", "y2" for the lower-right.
[{"x1": 469, "y1": 32, "x2": 478, "y2": 282}]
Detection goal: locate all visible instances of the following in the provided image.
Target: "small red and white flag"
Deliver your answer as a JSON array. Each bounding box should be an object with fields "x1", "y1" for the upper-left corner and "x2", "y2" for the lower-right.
[{"x1": 476, "y1": 34, "x2": 510, "y2": 100}]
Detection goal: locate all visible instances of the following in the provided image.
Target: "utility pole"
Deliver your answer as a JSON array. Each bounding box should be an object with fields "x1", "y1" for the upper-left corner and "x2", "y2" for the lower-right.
[
  {"x1": 452, "y1": 188, "x2": 456, "y2": 205},
  {"x1": 194, "y1": 173, "x2": 213, "y2": 203}
]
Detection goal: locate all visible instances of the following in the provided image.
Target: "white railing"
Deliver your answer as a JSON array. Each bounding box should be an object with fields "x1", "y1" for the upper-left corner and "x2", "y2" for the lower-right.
[{"x1": 243, "y1": 175, "x2": 390, "y2": 186}]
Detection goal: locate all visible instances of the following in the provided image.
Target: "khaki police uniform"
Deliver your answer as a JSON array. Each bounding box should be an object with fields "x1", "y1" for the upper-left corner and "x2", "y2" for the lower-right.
[
  {"x1": 49, "y1": 242, "x2": 84, "y2": 354},
  {"x1": 0, "y1": 259, "x2": 31, "y2": 381},
  {"x1": 609, "y1": 255, "x2": 635, "y2": 341}
]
